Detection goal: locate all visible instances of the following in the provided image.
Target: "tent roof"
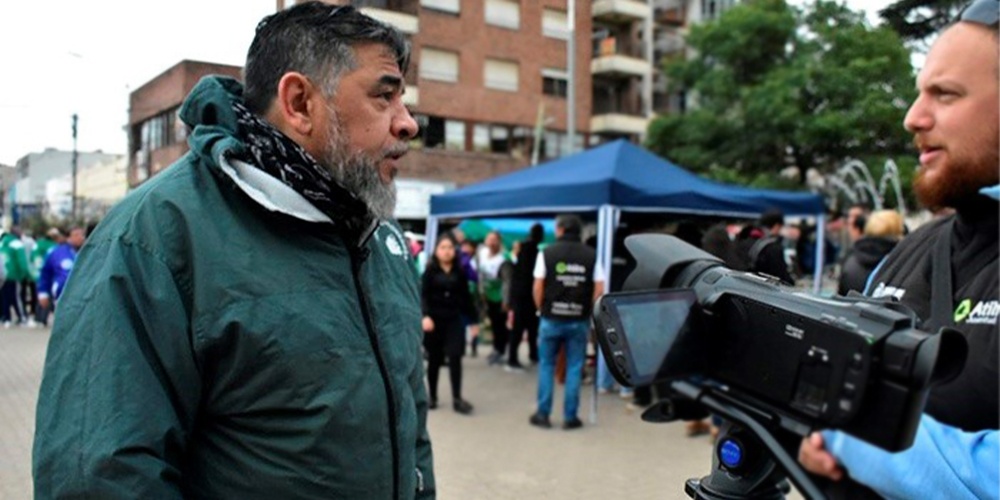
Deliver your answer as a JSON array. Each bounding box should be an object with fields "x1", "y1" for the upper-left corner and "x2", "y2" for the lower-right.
[{"x1": 430, "y1": 139, "x2": 825, "y2": 219}]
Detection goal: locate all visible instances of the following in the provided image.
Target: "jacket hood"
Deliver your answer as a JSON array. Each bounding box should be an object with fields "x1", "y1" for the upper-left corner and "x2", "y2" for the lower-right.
[
  {"x1": 177, "y1": 76, "x2": 380, "y2": 244},
  {"x1": 852, "y1": 237, "x2": 897, "y2": 267},
  {"x1": 179, "y1": 76, "x2": 248, "y2": 170}
]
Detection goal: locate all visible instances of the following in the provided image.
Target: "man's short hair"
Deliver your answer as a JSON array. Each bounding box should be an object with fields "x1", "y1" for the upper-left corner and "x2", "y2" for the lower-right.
[
  {"x1": 243, "y1": 2, "x2": 411, "y2": 114},
  {"x1": 555, "y1": 215, "x2": 583, "y2": 236},
  {"x1": 759, "y1": 208, "x2": 785, "y2": 229}
]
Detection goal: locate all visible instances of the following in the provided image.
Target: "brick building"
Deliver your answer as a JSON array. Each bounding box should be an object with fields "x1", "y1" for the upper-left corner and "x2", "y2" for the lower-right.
[{"x1": 127, "y1": 0, "x2": 714, "y2": 194}]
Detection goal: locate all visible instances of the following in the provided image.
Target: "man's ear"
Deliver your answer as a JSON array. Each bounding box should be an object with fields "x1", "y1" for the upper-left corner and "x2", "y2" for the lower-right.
[{"x1": 273, "y1": 72, "x2": 324, "y2": 137}]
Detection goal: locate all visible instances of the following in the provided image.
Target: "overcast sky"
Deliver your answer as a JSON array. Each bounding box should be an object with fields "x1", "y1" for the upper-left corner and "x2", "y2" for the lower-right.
[{"x1": 0, "y1": 0, "x2": 900, "y2": 166}]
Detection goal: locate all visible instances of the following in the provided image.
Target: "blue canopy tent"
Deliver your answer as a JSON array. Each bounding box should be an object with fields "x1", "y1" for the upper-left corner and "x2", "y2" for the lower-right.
[{"x1": 426, "y1": 139, "x2": 828, "y2": 292}]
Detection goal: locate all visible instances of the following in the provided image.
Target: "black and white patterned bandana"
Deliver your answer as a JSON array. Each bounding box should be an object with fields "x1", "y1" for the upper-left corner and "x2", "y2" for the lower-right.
[{"x1": 227, "y1": 100, "x2": 374, "y2": 239}]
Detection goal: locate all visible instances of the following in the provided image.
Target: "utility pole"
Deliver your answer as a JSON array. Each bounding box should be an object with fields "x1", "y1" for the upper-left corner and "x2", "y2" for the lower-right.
[
  {"x1": 71, "y1": 113, "x2": 78, "y2": 221},
  {"x1": 566, "y1": 0, "x2": 577, "y2": 156}
]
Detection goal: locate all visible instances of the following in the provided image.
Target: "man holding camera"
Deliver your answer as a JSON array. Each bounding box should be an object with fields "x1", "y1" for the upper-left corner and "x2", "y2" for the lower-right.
[{"x1": 800, "y1": 0, "x2": 999, "y2": 496}]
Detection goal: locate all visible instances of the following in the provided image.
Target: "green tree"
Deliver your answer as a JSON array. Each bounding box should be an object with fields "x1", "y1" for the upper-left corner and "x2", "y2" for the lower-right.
[
  {"x1": 879, "y1": 0, "x2": 966, "y2": 48},
  {"x1": 647, "y1": 0, "x2": 916, "y2": 190}
]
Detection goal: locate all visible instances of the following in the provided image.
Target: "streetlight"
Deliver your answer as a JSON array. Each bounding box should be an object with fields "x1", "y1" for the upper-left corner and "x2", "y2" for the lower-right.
[{"x1": 72, "y1": 113, "x2": 78, "y2": 221}]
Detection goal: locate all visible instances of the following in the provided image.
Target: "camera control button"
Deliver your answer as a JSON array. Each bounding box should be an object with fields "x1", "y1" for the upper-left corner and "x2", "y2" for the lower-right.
[
  {"x1": 843, "y1": 382, "x2": 856, "y2": 397},
  {"x1": 703, "y1": 270, "x2": 723, "y2": 284},
  {"x1": 850, "y1": 352, "x2": 864, "y2": 370},
  {"x1": 614, "y1": 355, "x2": 627, "y2": 368},
  {"x1": 609, "y1": 332, "x2": 619, "y2": 344},
  {"x1": 838, "y1": 399, "x2": 853, "y2": 412}
]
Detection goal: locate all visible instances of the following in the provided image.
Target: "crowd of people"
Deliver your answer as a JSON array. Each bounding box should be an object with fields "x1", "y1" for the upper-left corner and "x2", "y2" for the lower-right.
[
  {"x1": 0, "y1": 225, "x2": 86, "y2": 329},
  {"x1": 27, "y1": 0, "x2": 997, "y2": 498}
]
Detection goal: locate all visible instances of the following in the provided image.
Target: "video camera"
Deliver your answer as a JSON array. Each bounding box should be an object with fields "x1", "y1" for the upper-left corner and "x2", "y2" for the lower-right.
[{"x1": 593, "y1": 234, "x2": 967, "y2": 499}]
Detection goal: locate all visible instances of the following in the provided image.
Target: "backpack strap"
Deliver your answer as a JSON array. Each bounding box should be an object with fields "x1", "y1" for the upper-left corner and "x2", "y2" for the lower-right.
[{"x1": 748, "y1": 236, "x2": 779, "y2": 271}]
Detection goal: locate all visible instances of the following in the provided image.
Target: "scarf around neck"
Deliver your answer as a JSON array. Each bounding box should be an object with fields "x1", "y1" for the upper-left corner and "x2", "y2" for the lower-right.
[{"x1": 226, "y1": 100, "x2": 376, "y2": 243}]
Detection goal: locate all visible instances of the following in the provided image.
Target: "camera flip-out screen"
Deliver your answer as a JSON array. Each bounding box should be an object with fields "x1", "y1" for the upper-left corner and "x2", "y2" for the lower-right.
[{"x1": 594, "y1": 289, "x2": 700, "y2": 386}]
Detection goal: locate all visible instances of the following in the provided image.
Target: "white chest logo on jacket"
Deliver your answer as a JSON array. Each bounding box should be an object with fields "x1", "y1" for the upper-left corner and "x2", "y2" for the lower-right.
[{"x1": 385, "y1": 233, "x2": 405, "y2": 256}]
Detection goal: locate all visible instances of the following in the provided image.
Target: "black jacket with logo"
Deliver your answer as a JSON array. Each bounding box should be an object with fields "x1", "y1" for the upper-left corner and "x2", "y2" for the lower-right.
[
  {"x1": 869, "y1": 206, "x2": 999, "y2": 432},
  {"x1": 541, "y1": 236, "x2": 597, "y2": 320}
]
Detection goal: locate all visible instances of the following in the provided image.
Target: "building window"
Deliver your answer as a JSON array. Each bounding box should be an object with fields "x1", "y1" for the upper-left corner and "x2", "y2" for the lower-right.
[
  {"x1": 445, "y1": 120, "x2": 466, "y2": 151},
  {"x1": 489, "y1": 126, "x2": 511, "y2": 153},
  {"x1": 473, "y1": 124, "x2": 491, "y2": 152},
  {"x1": 542, "y1": 8, "x2": 569, "y2": 39},
  {"x1": 420, "y1": 48, "x2": 459, "y2": 83},
  {"x1": 137, "y1": 107, "x2": 182, "y2": 153},
  {"x1": 485, "y1": 0, "x2": 520, "y2": 29},
  {"x1": 542, "y1": 68, "x2": 568, "y2": 98},
  {"x1": 421, "y1": 115, "x2": 444, "y2": 148},
  {"x1": 421, "y1": 0, "x2": 459, "y2": 14},
  {"x1": 484, "y1": 59, "x2": 519, "y2": 92}
]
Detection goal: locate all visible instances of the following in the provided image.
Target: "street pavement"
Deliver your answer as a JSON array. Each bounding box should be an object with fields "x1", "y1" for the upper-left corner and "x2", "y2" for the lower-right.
[{"x1": 0, "y1": 327, "x2": 802, "y2": 500}]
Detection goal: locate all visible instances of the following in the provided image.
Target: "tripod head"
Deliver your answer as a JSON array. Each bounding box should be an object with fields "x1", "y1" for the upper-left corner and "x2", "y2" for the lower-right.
[{"x1": 642, "y1": 379, "x2": 824, "y2": 500}]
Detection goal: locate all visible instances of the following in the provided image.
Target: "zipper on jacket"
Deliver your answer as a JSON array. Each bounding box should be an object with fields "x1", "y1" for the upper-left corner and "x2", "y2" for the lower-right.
[{"x1": 348, "y1": 243, "x2": 401, "y2": 500}]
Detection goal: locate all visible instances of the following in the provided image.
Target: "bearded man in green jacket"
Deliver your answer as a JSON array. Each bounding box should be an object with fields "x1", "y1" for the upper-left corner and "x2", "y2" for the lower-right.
[{"x1": 33, "y1": 3, "x2": 433, "y2": 499}]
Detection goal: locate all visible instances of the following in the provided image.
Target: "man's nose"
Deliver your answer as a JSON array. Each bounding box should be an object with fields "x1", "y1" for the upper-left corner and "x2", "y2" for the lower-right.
[
  {"x1": 393, "y1": 104, "x2": 419, "y2": 141},
  {"x1": 903, "y1": 94, "x2": 932, "y2": 133}
]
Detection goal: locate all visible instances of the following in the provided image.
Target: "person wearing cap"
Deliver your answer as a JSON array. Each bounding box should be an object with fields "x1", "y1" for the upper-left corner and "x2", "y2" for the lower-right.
[
  {"x1": 33, "y1": 3, "x2": 434, "y2": 499},
  {"x1": 800, "y1": 1, "x2": 1000, "y2": 497}
]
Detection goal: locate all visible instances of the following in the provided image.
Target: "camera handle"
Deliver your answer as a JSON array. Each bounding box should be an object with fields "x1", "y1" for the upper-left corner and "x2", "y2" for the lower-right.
[{"x1": 641, "y1": 379, "x2": 825, "y2": 500}]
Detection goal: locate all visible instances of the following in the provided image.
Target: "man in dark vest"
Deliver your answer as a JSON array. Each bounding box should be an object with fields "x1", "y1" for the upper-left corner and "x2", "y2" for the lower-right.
[
  {"x1": 800, "y1": 1, "x2": 999, "y2": 497},
  {"x1": 529, "y1": 215, "x2": 605, "y2": 430}
]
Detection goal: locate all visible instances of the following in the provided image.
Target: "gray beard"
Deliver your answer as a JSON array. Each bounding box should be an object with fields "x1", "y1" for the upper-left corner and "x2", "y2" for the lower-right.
[{"x1": 322, "y1": 124, "x2": 397, "y2": 221}]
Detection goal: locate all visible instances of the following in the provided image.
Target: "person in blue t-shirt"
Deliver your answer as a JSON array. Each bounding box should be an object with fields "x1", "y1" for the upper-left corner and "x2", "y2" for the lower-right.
[{"x1": 37, "y1": 227, "x2": 86, "y2": 311}]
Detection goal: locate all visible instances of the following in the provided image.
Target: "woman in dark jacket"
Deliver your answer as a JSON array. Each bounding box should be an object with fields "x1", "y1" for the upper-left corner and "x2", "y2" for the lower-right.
[
  {"x1": 838, "y1": 210, "x2": 905, "y2": 296},
  {"x1": 422, "y1": 233, "x2": 479, "y2": 414}
]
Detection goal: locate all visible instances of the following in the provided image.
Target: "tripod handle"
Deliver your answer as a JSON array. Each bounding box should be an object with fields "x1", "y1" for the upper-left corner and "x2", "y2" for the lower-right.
[{"x1": 672, "y1": 380, "x2": 826, "y2": 500}]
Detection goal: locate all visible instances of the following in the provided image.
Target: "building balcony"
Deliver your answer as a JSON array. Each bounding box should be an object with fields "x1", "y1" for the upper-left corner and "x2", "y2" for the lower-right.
[
  {"x1": 592, "y1": 0, "x2": 651, "y2": 24},
  {"x1": 592, "y1": 37, "x2": 650, "y2": 77},
  {"x1": 591, "y1": 54, "x2": 651, "y2": 78},
  {"x1": 590, "y1": 113, "x2": 650, "y2": 136},
  {"x1": 655, "y1": 5, "x2": 685, "y2": 25},
  {"x1": 358, "y1": 0, "x2": 419, "y2": 34}
]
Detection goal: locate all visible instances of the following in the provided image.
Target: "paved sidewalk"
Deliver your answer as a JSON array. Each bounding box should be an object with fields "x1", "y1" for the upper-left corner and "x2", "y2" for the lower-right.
[
  {"x1": 0, "y1": 327, "x2": 48, "y2": 500},
  {"x1": 1, "y1": 328, "x2": 799, "y2": 499}
]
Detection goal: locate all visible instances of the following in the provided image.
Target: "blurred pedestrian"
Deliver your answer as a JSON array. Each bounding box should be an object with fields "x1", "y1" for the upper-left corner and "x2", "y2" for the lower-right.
[
  {"x1": 30, "y1": 228, "x2": 60, "y2": 326},
  {"x1": 36, "y1": 227, "x2": 85, "y2": 316},
  {"x1": 837, "y1": 210, "x2": 904, "y2": 296},
  {"x1": 421, "y1": 233, "x2": 478, "y2": 414},
  {"x1": 0, "y1": 226, "x2": 30, "y2": 327},
  {"x1": 507, "y1": 223, "x2": 544, "y2": 371},
  {"x1": 479, "y1": 231, "x2": 512, "y2": 366},
  {"x1": 530, "y1": 215, "x2": 605, "y2": 430}
]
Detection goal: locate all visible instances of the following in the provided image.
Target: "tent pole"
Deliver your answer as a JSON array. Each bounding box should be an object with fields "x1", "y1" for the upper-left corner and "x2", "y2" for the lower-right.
[
  {"x1": 425, "y1": 216, "x2": 439, "y2": 266},
  {"x1": 813, "y1": 213, "x2": 825, "y2": 294}
]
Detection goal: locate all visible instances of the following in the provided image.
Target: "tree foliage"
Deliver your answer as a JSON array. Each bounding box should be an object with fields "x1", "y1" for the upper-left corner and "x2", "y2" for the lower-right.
[
  {"x1": 879, "y1": 0, "x2": 966, "y2": 48},
  {"x1": 647, "y1": 0, "x2": 916, "y2": 189}
]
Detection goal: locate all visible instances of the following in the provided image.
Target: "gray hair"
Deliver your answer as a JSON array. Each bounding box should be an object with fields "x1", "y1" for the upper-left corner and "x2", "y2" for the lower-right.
[{"x1": 243, "y1": 2, "x2": 410, "y2": 114}]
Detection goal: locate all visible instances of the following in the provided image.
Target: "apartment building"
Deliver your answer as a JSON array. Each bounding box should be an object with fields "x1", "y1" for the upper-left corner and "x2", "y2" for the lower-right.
[{"x1": 128, "y1": 1, "x2": 728, "y2": 197}]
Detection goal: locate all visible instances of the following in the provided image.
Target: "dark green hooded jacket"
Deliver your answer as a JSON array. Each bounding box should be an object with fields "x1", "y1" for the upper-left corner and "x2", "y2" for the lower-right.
[{"x1": 33, "y1": 76, "x2": 435, "y2": 499}]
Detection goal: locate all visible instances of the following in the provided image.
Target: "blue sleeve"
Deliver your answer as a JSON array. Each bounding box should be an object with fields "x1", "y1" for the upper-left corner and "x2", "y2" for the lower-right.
[{"x1": 823, "y1": 415, "x2": 999, "y2": 500}]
